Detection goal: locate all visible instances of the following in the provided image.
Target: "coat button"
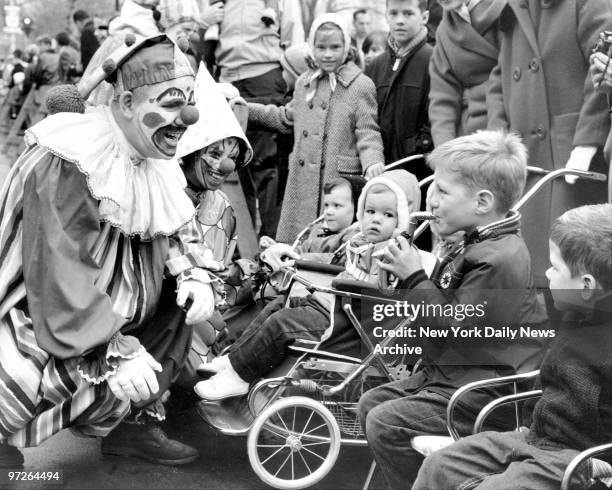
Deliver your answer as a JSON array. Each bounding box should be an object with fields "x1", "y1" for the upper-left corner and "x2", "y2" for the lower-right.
[
  {"x1": 533, "y1": 126, "x2": 546, "y2": 139},
  {"x1": 302, "y1": 130, "x2": 308, "y2": 137},
  {"x1": 321, "y1": 102, "x2": 327, "y2": 110},
  {"x1": 529, "y1": 58, "x2": 540, "y2": 72},
  {"x1": 512, "y1": 67, "x2": 521, "y2": 81},
  {"x1": 298, "y1": 159, "x2": 305, "y2": 166}
]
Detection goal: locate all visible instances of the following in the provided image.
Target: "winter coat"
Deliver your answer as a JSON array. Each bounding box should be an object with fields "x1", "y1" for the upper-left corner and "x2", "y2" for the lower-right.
[
  {"x1": 248, "y1": 61, "x2": 384, "y2": 243},
  {"x1": 397, "y1": 210, "x2": 548, "y2": 395},
  {"x1": 429, "y1": 0, "x2": 506, "y2": 146},
  {"x1": 528, "y1": 294, "x2": 612, "y2": 451},
  {"x1": 365, "y1": 41, "x2": 433, "y2": 180},
  {"x1": 487, "y1": 0, "x2": 611, "y2": 286}
]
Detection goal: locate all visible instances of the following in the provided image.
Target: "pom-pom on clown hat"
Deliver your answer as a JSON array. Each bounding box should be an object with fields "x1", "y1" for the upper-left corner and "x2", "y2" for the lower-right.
[{"x1": 176, "y1": 63, "x2": 253, "y2": 169}]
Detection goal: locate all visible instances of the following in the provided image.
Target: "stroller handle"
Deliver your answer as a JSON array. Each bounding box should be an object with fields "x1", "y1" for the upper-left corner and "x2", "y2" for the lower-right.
[
  {"x1": 412, "y1": 166, "x2": 607, "y2": 243},
  {"x1": 382, "y1": 154, "x2": 425, "y2": 172},
  {"x1": 512, "y1": 167, "x2": 607, "y2": 211}
]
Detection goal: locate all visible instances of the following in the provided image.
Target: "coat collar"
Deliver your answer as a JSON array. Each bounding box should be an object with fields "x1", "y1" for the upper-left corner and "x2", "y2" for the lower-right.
[
  {"x1": 303, "y1": 62, "x2": 361, "y2": 89},
  {"x1": 504, "y1": 0, "x2": 542, "y2": 57},
  {"x1": 465, "y1": 209, "x2": 522, "y2": 245}
]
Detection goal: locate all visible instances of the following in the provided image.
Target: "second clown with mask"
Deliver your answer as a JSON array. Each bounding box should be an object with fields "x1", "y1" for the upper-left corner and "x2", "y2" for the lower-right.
[{"x1": 170, "y1": 65, "x2": 257, "y2": 388}]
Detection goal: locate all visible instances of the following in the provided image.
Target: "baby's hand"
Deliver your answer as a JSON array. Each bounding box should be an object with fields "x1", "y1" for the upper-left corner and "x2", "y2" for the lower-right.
[{"x1": 377, "y1": 235, "x2": 423, "y2": 281}]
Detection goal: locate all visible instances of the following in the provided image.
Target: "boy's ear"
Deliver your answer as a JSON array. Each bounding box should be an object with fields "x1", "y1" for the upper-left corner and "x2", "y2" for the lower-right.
[
  {"x1": 582, "y1": 274, "x2": 598, "y2": 291},
  {"x1": 475, "y1": 189, "x2": 495, "y2": 214},
  {"x1": 421, "y1": 10, "x2": 430, "y2": 25}
]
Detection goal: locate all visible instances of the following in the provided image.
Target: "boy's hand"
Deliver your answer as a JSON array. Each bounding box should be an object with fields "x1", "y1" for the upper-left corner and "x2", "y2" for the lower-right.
[
  {"x1": 365, "y1": 163, "x2": 385, "y2": 180},
  {"x1": 377, "y1": 235, "x2": 423, "y2": 281},
  {"x1": 176, "y1": 280, "x2": 215, "y2": 325},
  {"x1": 108, "y1": 351, "x2": 162, "y2": 403},
  {"x1": 218, "y1": 82, "x2": 239, "y2": 100},
  {"x1": 229, "y1": 95, "x2": 248, "y2": 110}
]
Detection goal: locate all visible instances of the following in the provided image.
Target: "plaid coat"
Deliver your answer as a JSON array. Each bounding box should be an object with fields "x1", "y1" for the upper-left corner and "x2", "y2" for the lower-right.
[{"x1": 249, "y1": 62, "x2": 384, "y2": 242}]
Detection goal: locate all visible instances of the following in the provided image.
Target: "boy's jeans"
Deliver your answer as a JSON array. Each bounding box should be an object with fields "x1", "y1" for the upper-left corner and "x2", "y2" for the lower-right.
[
  {"x1": 413, "y1": 430, "x2": 581, "y2": 490},
  {"x1": 358, "y1": 372, "x2": 513, "y2": 489},
  {"x1": 228, "y1": 295, "x2": 329, "y2": 382}
]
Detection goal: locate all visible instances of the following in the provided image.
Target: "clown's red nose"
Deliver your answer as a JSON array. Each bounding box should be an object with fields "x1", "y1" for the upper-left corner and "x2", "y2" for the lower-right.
[
  {"x1": 218, "y1": 157, "x2": 236, "y2": 175},
  {"x1": 179, "y1": 105, "x2": 199, "y2": 126}
]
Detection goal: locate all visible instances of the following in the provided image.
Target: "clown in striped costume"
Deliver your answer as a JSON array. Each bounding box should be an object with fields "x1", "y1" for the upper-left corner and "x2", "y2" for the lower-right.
[{"x1": 0, "y1": 34, "x2": 216, "y2": 466}]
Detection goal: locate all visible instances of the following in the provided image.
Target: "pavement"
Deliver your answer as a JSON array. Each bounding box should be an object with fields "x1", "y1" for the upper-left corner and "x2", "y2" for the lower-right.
[{"x1": 8, "y1": 406, "x2": 375, "y2": 490}]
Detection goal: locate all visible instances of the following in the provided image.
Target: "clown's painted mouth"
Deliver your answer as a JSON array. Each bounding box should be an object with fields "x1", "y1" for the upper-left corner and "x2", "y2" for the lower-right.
[{"x1": 154, "y1": 125, "x2": 186, "y2": 156}]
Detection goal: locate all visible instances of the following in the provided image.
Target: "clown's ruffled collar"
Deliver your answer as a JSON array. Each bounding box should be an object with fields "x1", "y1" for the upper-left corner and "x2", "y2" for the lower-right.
[{"x1": 25, "y1": 105, "x2": 195, "y2": 240}]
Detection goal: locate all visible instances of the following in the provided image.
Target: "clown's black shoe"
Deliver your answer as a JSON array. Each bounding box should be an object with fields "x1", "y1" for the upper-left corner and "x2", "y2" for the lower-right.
[
  {"x1": 0, "y1": 443, "x2": 24, "y2": 468},
  {"x1": 101, "y1": 422, "x2": 198, "y2": 465}
]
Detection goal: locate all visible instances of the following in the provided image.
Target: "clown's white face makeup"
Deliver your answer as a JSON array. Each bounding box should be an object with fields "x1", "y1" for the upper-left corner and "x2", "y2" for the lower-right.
[
  {"x1": 198, "y1": 137, "x2": 241, "y2": 190},
  {"x1": 130, "y1": 75, "x2": 195, "y2": 159}
]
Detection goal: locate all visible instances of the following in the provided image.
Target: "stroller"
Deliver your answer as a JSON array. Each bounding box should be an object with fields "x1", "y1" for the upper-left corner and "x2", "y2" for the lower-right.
[{"x1": 197, "y1": 166, "x2": 606, "y2": 489}]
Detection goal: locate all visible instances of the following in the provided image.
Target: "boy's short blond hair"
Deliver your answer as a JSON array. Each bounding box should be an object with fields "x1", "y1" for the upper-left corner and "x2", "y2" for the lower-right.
[
  {"x1": 550, "y1": 204, "x2": 612, "y2": 289},
  {"x1": 427, "y1": 130, "x2": 527, "y2": 213}
]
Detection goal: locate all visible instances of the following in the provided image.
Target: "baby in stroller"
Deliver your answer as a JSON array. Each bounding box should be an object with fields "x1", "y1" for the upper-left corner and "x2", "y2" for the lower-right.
[{"x1": 194, "y1": 169, "x2": 422, "y2": 401}]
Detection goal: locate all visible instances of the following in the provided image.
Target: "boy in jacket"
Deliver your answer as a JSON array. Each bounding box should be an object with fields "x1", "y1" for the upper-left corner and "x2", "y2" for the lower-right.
[{"x1": 414, "y1": 203, "x2": 612, "y2": 489}]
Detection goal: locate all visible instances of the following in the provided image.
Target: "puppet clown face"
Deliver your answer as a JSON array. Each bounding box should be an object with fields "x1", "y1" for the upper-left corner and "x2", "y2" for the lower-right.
[
  {"x1": 130, "y1": 75, "x2": 196, "y2": 159},
  {"x1": 197, "y1": 137, "x2": 241, "y2": 190}
]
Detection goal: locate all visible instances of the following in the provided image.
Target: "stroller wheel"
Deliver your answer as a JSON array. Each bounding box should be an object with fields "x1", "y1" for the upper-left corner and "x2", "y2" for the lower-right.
[{"x1": 247, "y1": 396, "x2": 341, "y2": 489}]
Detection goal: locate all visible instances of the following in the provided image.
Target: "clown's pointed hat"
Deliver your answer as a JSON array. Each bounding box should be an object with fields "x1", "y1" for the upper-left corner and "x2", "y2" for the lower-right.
[{"x1": 176, "y1": 63, "x2": 253, "y2": 167}]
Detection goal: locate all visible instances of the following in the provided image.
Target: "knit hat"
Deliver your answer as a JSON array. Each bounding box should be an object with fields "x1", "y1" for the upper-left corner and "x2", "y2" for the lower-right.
[
  {"x1": 108, "y1": 0, "x2": 161, "y2": 38},
  {"x1": 177, "y1": 62, "x2": 253, "y2": 168},
  {"x1": 356, "y1": 169, "x2": 421, "y2": 234},
  {"x1": 308, "y1": 13, "x2": 352, "y2": 65},
  {"x1": 279, "y1": 43, "x2": 313, "y2": 80},
  {"x1": 157, "y1": 0, "x2": 200, "y2": 30}
]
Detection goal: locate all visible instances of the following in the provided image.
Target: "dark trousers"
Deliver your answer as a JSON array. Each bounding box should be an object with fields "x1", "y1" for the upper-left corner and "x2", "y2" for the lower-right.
[
  {"x1": 413, "y1": 430, "x2": 581, "y2": 490},
  {"x1": 128, "y1": 277, "x2": 193, "y2": 414},
  {"x1": 358, "y1": 371, "x2": 511, "y2": 489},
  {"x1": 228, "y1": 296, "x2": 329, "y2": 382},
  {"x1": 233, "y1": 67, "x2": 287, "y2": 238}
]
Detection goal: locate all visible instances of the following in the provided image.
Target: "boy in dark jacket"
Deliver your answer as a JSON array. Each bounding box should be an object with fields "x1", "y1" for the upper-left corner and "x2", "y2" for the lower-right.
[
  {"x1": 414, "y1": 203, "x2": 612, "y2": 489},
  {"x1": 358, "y1": 130, "x2": 548, "y2": 488},
  {"x1": 365, "y1": 0, "x2": 433, "y2": 181}
]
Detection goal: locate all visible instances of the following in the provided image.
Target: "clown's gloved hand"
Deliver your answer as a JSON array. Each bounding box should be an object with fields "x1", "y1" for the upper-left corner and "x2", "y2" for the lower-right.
[
  {"x1": 260, "y1": 243, "x2": 300, "y2": 271},
  {"x1": 177, "y1": 280, "x2": 215, "y2": 325},
  {"x1": 565, "y1": 146, "x2": 597, "y2": 184},
  {"x1": 108, "y1": 351, "x2": 162, "y2": 403}
]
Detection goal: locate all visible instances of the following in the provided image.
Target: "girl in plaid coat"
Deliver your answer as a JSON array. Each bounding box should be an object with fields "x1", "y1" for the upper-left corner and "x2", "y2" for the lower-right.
[{"x1": 247, "y1": 13, "x2": 385, "y2": 243}]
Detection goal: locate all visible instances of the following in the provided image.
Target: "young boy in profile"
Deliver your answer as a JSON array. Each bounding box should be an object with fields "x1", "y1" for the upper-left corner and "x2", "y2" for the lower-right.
[
  {"x1": 358, "y1": 130, "x2": 547, "y2": 488},
  {"x1": 414, "y1": 203, "x2": 612, "y2": 490}
]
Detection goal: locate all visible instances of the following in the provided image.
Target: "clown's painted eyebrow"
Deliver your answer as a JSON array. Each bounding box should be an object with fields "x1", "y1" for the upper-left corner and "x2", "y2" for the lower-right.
[{"x1": 156, "y1": 87, "x2": 186, "y2": 102}]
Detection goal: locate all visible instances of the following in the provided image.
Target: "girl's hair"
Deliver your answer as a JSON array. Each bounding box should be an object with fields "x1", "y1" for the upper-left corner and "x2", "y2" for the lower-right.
[{"x1": 362, "y1": 30, "x2": 388, "y2": 55}]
